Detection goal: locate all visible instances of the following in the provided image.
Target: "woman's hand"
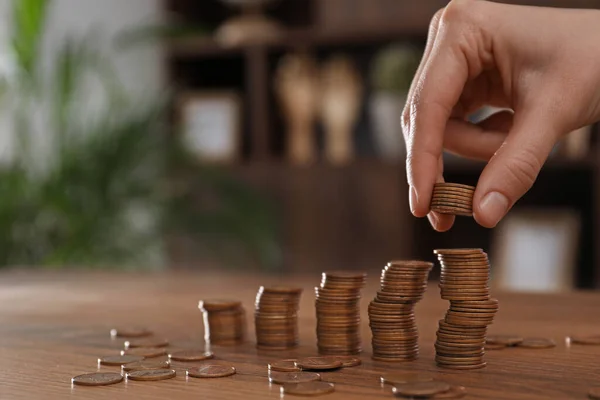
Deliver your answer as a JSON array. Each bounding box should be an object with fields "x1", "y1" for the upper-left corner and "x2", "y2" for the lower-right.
[{"x1": 403, "y1": 0, "x2": 600, "y2": 231}]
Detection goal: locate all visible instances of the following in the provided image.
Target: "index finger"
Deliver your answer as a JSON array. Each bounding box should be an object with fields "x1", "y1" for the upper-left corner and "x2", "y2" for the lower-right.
[{"x1": 405, "y1": 10, "x2": 470, "y2": 217}]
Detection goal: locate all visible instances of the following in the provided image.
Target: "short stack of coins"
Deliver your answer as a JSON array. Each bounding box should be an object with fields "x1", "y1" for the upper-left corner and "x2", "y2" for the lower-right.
[
  {"x1": 434, "y1": 248, "x2": 499, "y2": 369},
  {"x1": 254, "y1": 286, "x2": 303, "y2": 350},
  {"x1": 368, "y1": 260, "x2": 433, "y2": 361},
  {"x1": 430, "y1": 183, "x2": 475, "y2": 217},
  {"x1": 198, "y1": 299, "x2": 246, "y2": 345},
  {"x1": 315, "y1": 272, "x2": 367, "y2": 355}
]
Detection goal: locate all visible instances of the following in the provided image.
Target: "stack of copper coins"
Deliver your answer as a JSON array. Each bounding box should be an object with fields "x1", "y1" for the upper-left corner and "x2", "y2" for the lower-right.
[
  {"x1": 315, "y1": 272, "x2": 367, "y2": 355},
  {"x1": 368, "y1": 260, "x2": 433, "y2": 361},
  {"x1": 198, "y1": 299, "x2": 246, "y2": 345},
  {"x1": 430, "y1": 183, "x2": 475, "y2": 217},
  {"x1": 434, "y1": 248, "x2": 499, "y2": 369},
  {"x1": 255, "y1": 286, "x2": 303, "y2": 350}
]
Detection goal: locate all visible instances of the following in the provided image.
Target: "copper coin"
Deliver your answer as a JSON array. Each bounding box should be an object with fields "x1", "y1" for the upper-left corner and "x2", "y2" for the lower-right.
[
  {"x1": 187, "y1": 365, "x2": 236, "y2": 378},
  {"x1": 199, "y1": 299, "x2": 242, "y2": 312},
  {"x1": 124, "y1": 338, "x2": 169, "y2": 349},
  {"x1": 436, "y1": 362, "x2": 486, "y2": 370},
  {"x1": 380, "y1": 372, "x2": 434, "y2": 385},
  {"x1": 126, "y1": 368, "x2": 176, "y2": 381},
  {"x1": 568, "y1": 335, "x2": 600, "y2": 345},
  {"x1": 269, "y1": 359, "x2": 301, "y2": 372},
  {"x1": 99, "y1": 355, "x2": 144, "y2": 366},
  {"x1": 72, "y1": 372, "x2": 123, "y2": 386},
  {"x1": 296, "y1": 357, "x2": 343, "y2": 371},
  {"x1": 281, "y1": 381, "x2": 335, "y2": 396},
  {"x1": 269, "y1": 371, "x2": 321, "y2": 384},
  {"x1": 485, "y1": 343, "x2": 507, "y2": 350},
  {"x1": 517, "y1": 338, "x2": 556, "y2": 349},
  {"x1": 431, "y1": 200, "x2": 473, "y2": 208},
  {"x1": 432, "y1": 385, "x2": 467, "y2": 399},
  {"x1": 259, "y1": 286, "x2": 303, "y2": 295},
  {"x1": 322, "y1": 271, "x2": 367, "y2": 280},
  {"x1": 168, "y1": 350, "x2": 214, "y2": 362},
  {"x1": 122, "y1": 359, "x2": 170, "y2": 372},
  {"x1": 392, "y1": 380, "x2": 451, "y2": 397},
  {"x1": 588, "y1": 386, "x2": 600, "y2": 399},
  {"x1": 121, "y1": 347, "x2": 168, "y2": 358},
  {"x1": 433, "y1": 182, "x2": 476, "y2": 190},
  {"x1": 486, "y1": 335, "x2": 522, "y2": 345},
  {"x1": 328, "y1": 356, "x2": 361, "y2": 367},
  {"x1": 434, "y1": 248, "x2": 483, "y2": 255},
  {"x1": 110, "y1": 327, "x2": 152, "y2": 339}
]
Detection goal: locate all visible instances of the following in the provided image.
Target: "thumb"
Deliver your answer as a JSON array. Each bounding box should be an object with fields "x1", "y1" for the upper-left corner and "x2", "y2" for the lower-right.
[{"x1": 473, "y1": 110, "x2": 560, "y2": 228}]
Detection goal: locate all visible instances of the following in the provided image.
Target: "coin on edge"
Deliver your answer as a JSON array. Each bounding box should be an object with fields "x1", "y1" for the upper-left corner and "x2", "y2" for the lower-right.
[
  {"x1": 126, "y1": 369, "x2": 176, "y2": 381},
  {"x1": 72, "y1": 372, "x2": 124, "y2": 386},
  {"x1": 187, "y1": 365, "x2": 236, "y2": 378},
  {"x1": 281, "y1": 381, "x2": 335, "y2": 396}
]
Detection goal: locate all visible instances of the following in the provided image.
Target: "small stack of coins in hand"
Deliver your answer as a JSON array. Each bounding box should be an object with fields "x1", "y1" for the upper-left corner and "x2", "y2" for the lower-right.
[
  {"x1": 368, "y1": 260, "x2": 433, "y2": 361},
  {"x1": 430, "y1": 183, "x2": 475, "y2": 217},
  {"x1": 199, "y1": 299, "x2": 246, "y2": 345},
  {"x1": 315, "y1": 272, "x2": 367, "y2": 355},
  {"x1": 434, "y1": 248, "x2": 498, "y2": 369},
  {"x1": 255, "y1": 286, "x2": 303, "y2": 350}
]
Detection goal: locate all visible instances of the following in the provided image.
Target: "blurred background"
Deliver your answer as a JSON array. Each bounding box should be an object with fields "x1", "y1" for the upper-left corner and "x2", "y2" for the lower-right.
[{"x1": 0, "y1": 0, "x2": 599, "y2": 292}]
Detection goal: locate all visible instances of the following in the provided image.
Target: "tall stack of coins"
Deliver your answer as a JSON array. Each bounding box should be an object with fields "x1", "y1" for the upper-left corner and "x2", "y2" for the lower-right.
[
  {"x1": 315, "y1": 272, "x2": 367, "y2": 355},
  {"x1": 368, "y1": 260, "x2": 433, "y2": 361},
  {"x1": 198, "y1": 299, "x2": 246, "y2": 345},
  {"x1": 430, "y1": 183, "x2": 475, "y2": 217},
  {"x1": 255, "y1": 286, "x2": 303, "y2": 350},
  {"x1": 434, "y1": 248, "x2": 499, "y2": 369}
]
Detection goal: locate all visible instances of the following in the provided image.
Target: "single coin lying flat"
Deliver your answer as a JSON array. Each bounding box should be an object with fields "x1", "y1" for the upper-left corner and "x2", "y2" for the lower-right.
[{"x1": 72, "y1": 372, "x2": 123, "y2": 386}]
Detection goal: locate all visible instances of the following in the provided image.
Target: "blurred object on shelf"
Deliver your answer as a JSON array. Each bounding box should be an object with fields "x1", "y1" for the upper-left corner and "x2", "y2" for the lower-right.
[
  {"x1": 560, "y1": 125, "x2": 593, "y2": 159},
  {"x1": 369, "y1": 44, "x2": 421, "y2": 162},
  {"x1": 491, "y1": 208, "x2": 580, "y2": 293},
  {"x1": 274, "y1": 52, "x2": 319, "y2": 165},
  {"x1": 320, "y1": 55, "x2": 363, "y2": 166},
  {"x1": 178, "y1": 91, "x2": 242, "y2": 164},
  {"x1": 216, "y1": 0, "x2": 282, "y2": 47}
]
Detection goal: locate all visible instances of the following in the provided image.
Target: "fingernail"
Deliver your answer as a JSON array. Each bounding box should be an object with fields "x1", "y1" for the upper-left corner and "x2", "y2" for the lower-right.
[
  {"x1": 480, "y1": 191, "x2": 510, "y2": 227},
  {"x1": 409, "y1": 186, "x2": 418, "y2": 215}
]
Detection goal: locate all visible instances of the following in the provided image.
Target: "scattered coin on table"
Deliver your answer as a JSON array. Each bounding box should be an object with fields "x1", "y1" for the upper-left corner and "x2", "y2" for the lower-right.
[
  {"x1": 269, "y1": 359, "x2": 301, "y2": 372},
  {"x1": 568, "y1": 335, "x2": 600, "y2": 345},
  {"x1": 281, "y1": 381, "x2": 335, "y2": 396},
  {"x1": 269, "y1": 371, "x2": 321, "y2": 384},
  {"x1": 517, "y1": 338, "x2": 556, "y2": 349},
  {"x1": 121, "y1": 347, "x2": 168, "y2": 358},
  {"x1": 121, "y1": 359, "x2": 170, "y2": 372},
  {"x1": 126, "y1": 369, "x2": 176, "y2": 381},
  {"x1": 124, "y1": 338, "x2": 169, "y2": 349},
  {"x1": 110, "y1": 327, "x2": 153, "y2": 338},
  {"x1": 486, "y1": 335, "x2": 523, "y2": 347},
  {"x1": 380, "y1": 372, "x2": 434, "y2": 385},
  {"x1": 296, "y1": 356, "x2": 342, "y2": 370},
  {"x1": 392, "y1": 380, "x2": 451, "y2": 397},
  {"x1": 168, "y1": 349, "x2": 214, "y2": 361},
  {"x1": 98, "y1": 354, "x2": 144, "y2": 366},
  {"x1": 186, "y1": 365, "x2": 236, "y2": 378},
  {"x1": 431, "y1": 385, "x2": 467, "y2": 399},
  {"x1": 72, "y1": 372, "x2": 124, "y2": 387},
  {"x1": 328, "y1": 356, "x2": 361, "y2": 367}
]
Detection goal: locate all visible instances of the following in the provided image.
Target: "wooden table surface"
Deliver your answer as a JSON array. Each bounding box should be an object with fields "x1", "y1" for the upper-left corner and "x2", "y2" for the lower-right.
[{"x1": 2, "y1": 270, "x2": 600, "y2": 400}]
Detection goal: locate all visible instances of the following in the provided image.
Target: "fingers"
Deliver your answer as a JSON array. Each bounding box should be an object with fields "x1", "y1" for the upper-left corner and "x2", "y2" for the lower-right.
[
  {"x1": 443, "y1": 111, "x2": 513, "y2": 160},
  {"x1": 405, "y1": 5, "x2": 473, "y2": 218},
  {"x1": 473, "y1": 109, "x2": 561, "y2": 228}
]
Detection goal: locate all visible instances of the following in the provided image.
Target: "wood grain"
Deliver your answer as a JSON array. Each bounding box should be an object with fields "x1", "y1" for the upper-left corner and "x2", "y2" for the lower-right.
[{"x1": 1, "y1": 270, "x2": 600, "y2": 399}]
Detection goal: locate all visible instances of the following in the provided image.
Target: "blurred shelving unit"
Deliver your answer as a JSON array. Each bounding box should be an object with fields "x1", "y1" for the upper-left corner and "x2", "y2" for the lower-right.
[{"x1": 163, "y1": 0, "x2": 600, "y2": 288}]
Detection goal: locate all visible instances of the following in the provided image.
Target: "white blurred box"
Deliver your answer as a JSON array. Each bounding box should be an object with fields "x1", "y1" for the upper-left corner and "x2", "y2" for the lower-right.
[{"x1": 491, "y1": 208, "x2": 580, "y2": 293}]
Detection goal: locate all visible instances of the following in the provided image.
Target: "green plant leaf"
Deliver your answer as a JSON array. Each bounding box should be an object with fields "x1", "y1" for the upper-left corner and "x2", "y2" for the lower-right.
[{"x1": 11, "y1": 0, "x2": 49, "y2": 77}]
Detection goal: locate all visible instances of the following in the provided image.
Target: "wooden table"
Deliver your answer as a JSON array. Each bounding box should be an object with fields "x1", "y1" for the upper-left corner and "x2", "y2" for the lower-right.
[{"x1": 2, "y1": 270, "x2": 600, "y2": 400}]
